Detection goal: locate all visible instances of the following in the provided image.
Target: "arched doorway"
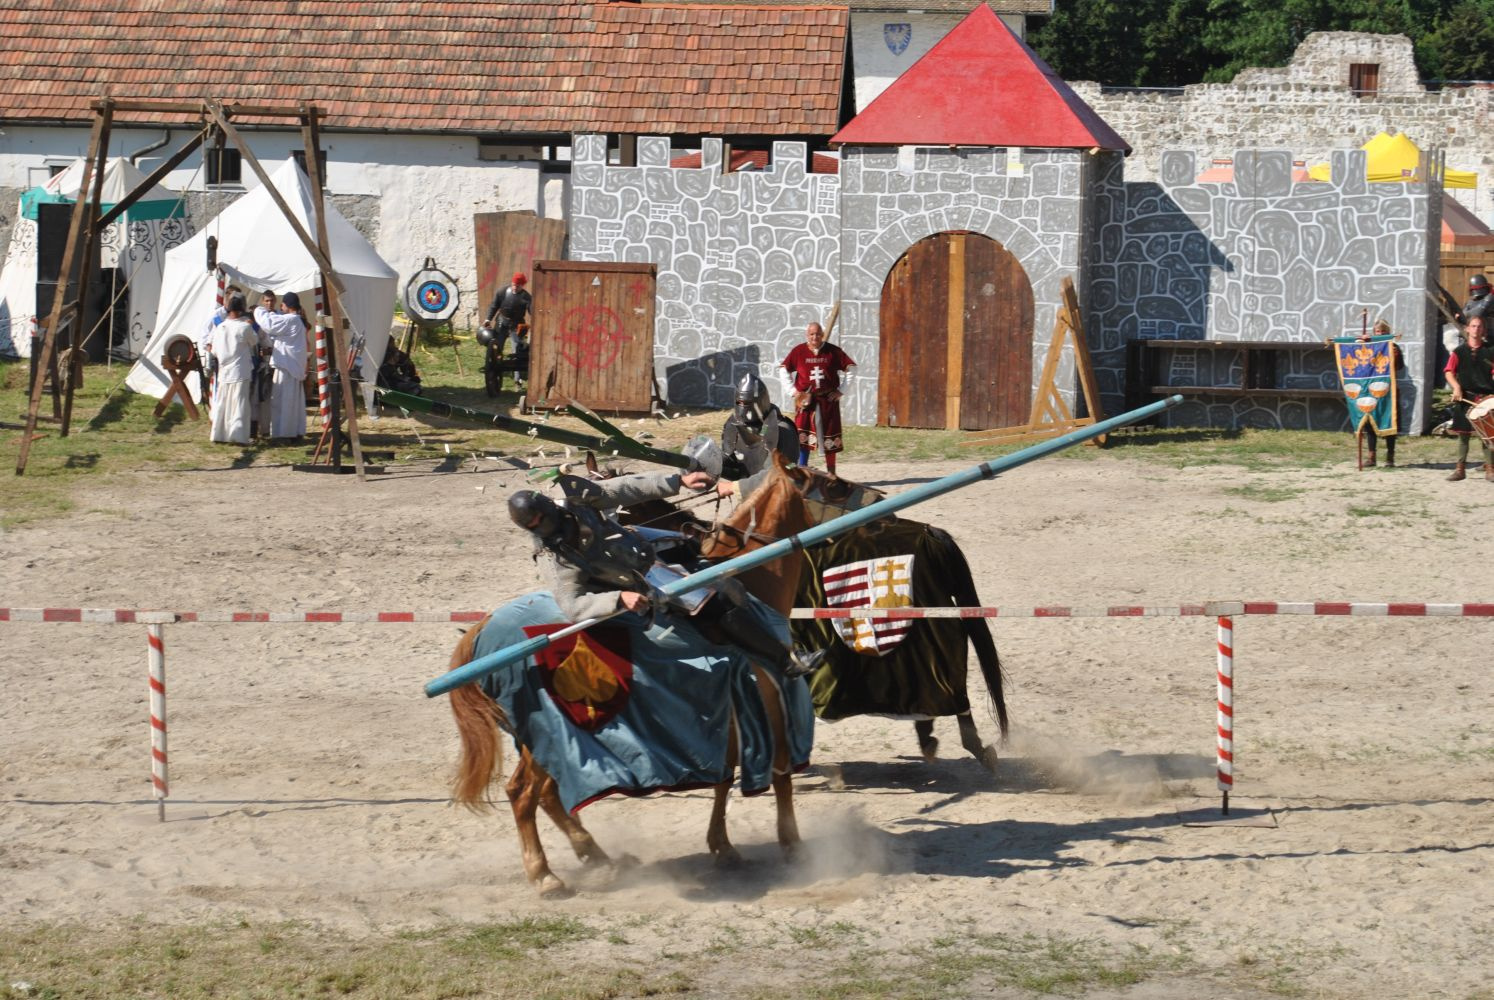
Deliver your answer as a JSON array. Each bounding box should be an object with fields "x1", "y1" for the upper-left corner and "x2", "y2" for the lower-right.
[{"x1": 877, "y1": 231, "x2": 1034, "y2": 430}]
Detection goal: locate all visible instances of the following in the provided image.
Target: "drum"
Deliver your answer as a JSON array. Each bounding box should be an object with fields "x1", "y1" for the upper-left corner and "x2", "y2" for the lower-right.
[{"x1": 1468, "y1": 396, "x2": 1494, "y2": 447}]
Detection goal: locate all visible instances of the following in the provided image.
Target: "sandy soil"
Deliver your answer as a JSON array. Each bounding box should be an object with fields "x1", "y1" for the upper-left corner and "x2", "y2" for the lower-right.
[{"x1": 1, "y1": 448, "x2": 1490, "y2": 997}]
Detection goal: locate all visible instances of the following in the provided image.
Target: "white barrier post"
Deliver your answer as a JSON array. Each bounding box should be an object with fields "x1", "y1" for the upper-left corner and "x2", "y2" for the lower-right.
[
  {"x1": 1216, "y1": 615, "x2": 1234, "y2": 815},
  {"x1": 147, "y1": 623, "x2": 168, "y2": 822}
]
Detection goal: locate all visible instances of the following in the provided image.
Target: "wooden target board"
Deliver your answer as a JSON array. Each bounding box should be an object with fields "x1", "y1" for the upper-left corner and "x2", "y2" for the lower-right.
[
  {"x1": 473, "y1": 212, "x2": 566, "y2": 323},
  {"x1": 529, "y1": 261, "x2": 656, "y2": 412}
]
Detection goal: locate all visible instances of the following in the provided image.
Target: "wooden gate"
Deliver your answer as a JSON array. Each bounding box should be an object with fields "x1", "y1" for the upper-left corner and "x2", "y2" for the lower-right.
[
  {"x1": 473, "y1": 211, "x2": 566, "y2": 325},
  {"x1": 529, "y1": 260, "x2": 656, "y2": 412},
  {"x1": 878, "y1": 232, "x2": 1033, "y2": 430}
]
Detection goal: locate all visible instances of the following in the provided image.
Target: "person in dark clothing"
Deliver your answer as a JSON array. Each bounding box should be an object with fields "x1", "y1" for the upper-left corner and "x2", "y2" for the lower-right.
[
  {"x1": 1359, "y1": 319, "x2": 1404, "y2": 469},
  {"x1": 1460, "y1": 273, "x2": 1493, "y2": 325},
  {"x1": 1444, "y1": 315, "x2": 1494, "y2": 481},
  {"x1": 482, "y1": 272, "x2": 531, "y2": 362}
]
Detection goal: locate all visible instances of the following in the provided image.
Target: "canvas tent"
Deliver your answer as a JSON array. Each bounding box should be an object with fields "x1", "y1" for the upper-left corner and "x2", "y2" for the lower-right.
[
  {"x1": 126, "y1": 159, "x2": 397, "y2": 405},
  {"x1": 0, "y1": 157, "x2": 189, "y2": 359},
  {"x1": 1307, "y1": 131, "x2": 1478, "y2": 188}
]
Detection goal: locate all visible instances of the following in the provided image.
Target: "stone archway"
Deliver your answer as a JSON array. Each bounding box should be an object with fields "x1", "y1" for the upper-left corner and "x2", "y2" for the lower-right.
[{"x1": 877, "y1": 231, "x2": 1034, "y2": 429}]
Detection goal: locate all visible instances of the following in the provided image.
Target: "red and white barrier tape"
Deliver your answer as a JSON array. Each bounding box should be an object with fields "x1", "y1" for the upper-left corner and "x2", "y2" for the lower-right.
[
  {"x1": 3, "y1": 603, "x2": 1492, "y2": 624},
  {"x1": 314, "y1": 283, "x2": 330, "y2": 426}
]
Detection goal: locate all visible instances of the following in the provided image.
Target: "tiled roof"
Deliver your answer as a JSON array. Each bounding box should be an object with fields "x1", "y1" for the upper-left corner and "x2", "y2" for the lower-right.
[
  {"x1": 0, "y1": 2, "x2": 849, "y2": 136},
  {"x1": 668, "y1": 148, "x2": 841, "y2": 172},
  {"x1": 646, "y1": 1, "x2": 1052, "y2": 13},
  {"x1": 832, "y1": 4, "x2": 1128, "y2": 151}
]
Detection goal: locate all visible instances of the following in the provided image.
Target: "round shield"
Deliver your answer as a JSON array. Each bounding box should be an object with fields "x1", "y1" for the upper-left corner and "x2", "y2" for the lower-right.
[{"x1": 403, "y1": 266, "x2": 460, "y2": 325}]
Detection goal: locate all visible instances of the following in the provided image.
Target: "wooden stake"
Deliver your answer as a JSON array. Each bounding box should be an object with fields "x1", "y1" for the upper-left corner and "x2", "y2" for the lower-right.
[
  {"x1": 61, "y1": 107, "x2": 114, "y2": 438},
  {"x1": 301, "y1": 103, "x2": 365, "y2": 479}
]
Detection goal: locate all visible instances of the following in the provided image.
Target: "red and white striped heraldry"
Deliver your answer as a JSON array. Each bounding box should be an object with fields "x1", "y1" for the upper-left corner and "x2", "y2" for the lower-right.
[
  {"x1": 147, "y1": 623, "x2": 168, "y2": 818},
  {"x1": 1216, "y1": 615, "x2": 1234, "y2": 794}
]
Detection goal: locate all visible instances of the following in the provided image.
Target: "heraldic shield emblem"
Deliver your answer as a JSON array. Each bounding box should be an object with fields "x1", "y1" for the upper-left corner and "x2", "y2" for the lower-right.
[
  {"x1": 822, "y1": 554, "x2": 916, "y2": 655},
  {"x1": 884, "y1": 22, "x2": 912, "y2": 55},
  {"x1": 522, "y1": 623, "x2": 633, "y2": 731}
]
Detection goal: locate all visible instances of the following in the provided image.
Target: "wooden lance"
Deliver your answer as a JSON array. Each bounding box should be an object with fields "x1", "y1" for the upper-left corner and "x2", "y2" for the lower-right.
[{"x1": 424, "y1": 395, "x2": 1183, "y2": 698}]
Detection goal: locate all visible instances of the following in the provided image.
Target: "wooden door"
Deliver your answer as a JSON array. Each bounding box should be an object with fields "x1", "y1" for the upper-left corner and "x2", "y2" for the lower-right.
[
  {"x1": 878, "y1": 232, "x2": 1033, "y2": 430},
  {"x1": 530, "y1": 260, "x2": 656, "y2": 412},
  {"x1": 473, "y1": 211, "x2": 566, "y2": 324}
]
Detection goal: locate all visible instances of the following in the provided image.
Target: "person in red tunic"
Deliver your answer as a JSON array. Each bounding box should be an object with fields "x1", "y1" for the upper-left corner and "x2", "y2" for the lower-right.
[{"x1": 781, "y1": 321, "x2": 856, "y2": 475}]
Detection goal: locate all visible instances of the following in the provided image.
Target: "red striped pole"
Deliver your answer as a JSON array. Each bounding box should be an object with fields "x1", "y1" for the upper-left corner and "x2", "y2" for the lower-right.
[
  {"x1": 147, "y1": 623, "x2": 168, "y2": 822},
  {"x1": 314, "y1": 284, "x2": 330, "y2": 426},
  {"x1": 1216, "y1": 615, "x2": 1234, "y2": 814}
]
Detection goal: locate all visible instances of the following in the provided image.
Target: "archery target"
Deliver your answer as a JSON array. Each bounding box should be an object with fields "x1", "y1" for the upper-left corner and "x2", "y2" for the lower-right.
[{"x1": 404, "y1": 267, "x2": 460, "y2": 324}]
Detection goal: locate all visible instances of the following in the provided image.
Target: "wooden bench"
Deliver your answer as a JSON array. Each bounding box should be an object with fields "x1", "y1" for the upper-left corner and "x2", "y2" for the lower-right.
[{"x1": 1125, "y1": 338, "x2": 1341, "y2": 412}]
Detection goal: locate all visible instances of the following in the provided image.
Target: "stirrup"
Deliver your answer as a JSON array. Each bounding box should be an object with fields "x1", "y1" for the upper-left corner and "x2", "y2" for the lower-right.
[{"x1": 784, "y1": 646, "x2": 828, "y2": 679}]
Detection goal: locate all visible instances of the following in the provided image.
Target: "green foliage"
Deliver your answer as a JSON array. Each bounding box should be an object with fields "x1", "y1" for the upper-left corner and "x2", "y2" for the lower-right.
[{"x1": 1030, "y1": 0, "x2": 1486, "y2": 87}]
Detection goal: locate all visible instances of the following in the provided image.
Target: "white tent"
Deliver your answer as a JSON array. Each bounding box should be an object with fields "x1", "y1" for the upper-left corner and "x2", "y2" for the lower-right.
[
  {"x1": 126, "y1": 159, "x2": 397, "y2": 405},
  {"x1": 0, "y1": 157, "x2": 189, "y2": 359}
]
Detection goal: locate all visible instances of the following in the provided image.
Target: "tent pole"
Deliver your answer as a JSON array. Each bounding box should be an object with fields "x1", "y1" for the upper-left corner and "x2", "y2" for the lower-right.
[
  {"x1": 301, "y1": 103, "x2": 366, "y2": 480},
  {"x1": 18, "y1": 103, "x2": 110, "y2": 474}
]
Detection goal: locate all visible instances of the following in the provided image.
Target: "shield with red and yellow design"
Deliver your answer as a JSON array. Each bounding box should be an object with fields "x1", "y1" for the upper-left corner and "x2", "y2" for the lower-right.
[
  {"x1": 521, "y1": 624, "x2": 633, "y2": 731},
  {"x1": 821, "y1": 554, "x2": 916, "y2": 656}
]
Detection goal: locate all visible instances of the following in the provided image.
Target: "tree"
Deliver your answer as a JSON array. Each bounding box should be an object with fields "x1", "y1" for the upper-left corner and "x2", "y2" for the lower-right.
[
  {"x1": 1416, "y1": 0, "x2": 1494, "y2": 81},
  {"x1": 1029, "y1": 0, "x2": 1213, "y2": 87},
  {"x1": 1201, "y1": 0, "x2": 1434, "y2": 82}
]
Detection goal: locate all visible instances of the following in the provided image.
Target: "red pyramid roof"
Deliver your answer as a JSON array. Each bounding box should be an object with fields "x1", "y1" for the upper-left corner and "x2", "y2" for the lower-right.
[{"x1": 831, "y1": 4, "x2": 1130, "y2": 152}]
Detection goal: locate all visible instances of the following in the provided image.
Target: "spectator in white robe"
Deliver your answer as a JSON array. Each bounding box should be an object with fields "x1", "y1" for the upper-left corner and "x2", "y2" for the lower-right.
[
  {"x1": 199, "y1": 285, "x2": 248, "y2": 407},
  {"x1": 207, "y1": 295, "x2": 258, "y2": 444},
  {"x1": 254, "y1": 290, "x2": 309, "y2": 440}
]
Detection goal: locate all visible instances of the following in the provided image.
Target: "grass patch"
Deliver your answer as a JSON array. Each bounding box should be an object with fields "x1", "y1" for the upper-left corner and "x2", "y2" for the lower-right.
[{"x1": 1223, "y1": 483, "x2": 1307, "y2": 503}]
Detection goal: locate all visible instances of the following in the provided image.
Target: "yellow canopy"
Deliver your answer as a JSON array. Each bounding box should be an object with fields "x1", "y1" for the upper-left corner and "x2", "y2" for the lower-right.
[{"x1": 1308, "y1": 131, "x2": 1477, "y2": 188}]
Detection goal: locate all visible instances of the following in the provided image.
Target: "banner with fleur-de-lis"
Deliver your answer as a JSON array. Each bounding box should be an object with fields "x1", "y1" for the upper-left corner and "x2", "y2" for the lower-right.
[{"x1": 1332, "y1": 335, "x2": 1399, "y2": 435}]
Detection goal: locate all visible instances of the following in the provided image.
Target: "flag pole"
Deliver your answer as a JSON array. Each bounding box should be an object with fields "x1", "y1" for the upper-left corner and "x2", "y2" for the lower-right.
[{"x1": 424, "y1": 395, "x2": 1183, "y2": 698}]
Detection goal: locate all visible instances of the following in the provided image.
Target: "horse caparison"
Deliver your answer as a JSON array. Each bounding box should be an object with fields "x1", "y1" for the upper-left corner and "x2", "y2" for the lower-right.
[{"x1": 446, "y1": 460, "x2": 813, "y2": 897}]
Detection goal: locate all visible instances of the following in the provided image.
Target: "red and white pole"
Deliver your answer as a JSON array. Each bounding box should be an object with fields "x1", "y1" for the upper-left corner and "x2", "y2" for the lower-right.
[
  {"x1": 147, "y1": 623, "x2": 168, "y2": 822},
  {"x1": 1216, "y1": 615, "x2": 1234, "y2": 814},
  {"x1": 314, "y1": 284, "x2": 330, "y2": 427}
]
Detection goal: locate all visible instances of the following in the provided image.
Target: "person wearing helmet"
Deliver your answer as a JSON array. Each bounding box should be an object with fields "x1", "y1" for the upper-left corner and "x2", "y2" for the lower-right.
[
  {"x1": 481, "y1": 272, "x2": 532, "y2": 395},
  {"x1": 722, "y1": 370, "x2": 798, "y2": 475},
  {"x1": 1460, "y1": 273, "x2": 1492, "y2": 326},
  {"x1": 507, "y1": 470, "x2": 823, "y2": 677}
]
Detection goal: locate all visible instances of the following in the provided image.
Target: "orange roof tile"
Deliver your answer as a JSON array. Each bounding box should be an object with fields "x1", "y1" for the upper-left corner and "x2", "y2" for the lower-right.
[{"x1": 0, "y1": 1, "x2": 849, "y2": 136}]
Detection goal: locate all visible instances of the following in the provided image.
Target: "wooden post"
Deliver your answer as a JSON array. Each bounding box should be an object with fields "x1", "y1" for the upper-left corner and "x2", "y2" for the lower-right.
[
  {"x1": 301, "y1": 103, "x2": 366, "y2": 478},
  {"x1": 18, "y1": 106, "x2": 110, "y2": 474},
  {"x1": 61, "y1": 105, "x2": 115, "y2": 437}
]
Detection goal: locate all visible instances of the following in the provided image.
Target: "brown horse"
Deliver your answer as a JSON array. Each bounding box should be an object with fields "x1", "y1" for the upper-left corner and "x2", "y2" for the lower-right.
[{"x1": 446, "y1": 459, "x2": 813, "y2": 897}]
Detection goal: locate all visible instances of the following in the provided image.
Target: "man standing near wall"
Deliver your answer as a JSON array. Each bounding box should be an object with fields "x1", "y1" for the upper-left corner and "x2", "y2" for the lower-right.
[{"x1": 782, "y1": 321, "x2": 855, "y2": 476}]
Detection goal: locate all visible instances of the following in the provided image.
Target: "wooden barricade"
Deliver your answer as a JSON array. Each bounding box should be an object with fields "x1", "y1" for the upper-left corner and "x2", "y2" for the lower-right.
[
  {"x1": 962, "y1": 275, "x2": 1108, "y2": 447},
  {"x1": 528, "y1": 260, "x2": 657, "y2": 413},
  {"x1": 473, "y1": 212, "x2": 566, "y2": 325}
]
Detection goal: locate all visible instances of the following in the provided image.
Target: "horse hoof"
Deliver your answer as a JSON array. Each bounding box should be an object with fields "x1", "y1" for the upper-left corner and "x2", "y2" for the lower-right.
[
  {"x1": 978, "y1": 745, "x2": 1000, "y2": 774},
  {"x1": 919, "y1": 738, "x2": 939, "y2": 764},
  {"x1": 537, "y1": 875, "x2": 573, "y2": 899},
  {"x1": 713, "y1": 846, "x2": 744, "y2": 868},
  {"x1": 780, "y1": 840, "x2": 801, "y2": 862}
]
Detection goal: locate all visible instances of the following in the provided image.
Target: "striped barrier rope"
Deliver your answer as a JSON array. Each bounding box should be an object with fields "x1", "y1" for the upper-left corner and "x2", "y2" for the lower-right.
[{"x1": 4, "y1": 603, "x2": 1492, "y2": 624}]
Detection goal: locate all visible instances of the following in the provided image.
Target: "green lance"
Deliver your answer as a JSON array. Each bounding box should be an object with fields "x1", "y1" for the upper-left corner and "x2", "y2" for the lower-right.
[{"x1": 424, "y1": 395, "x2": 1183, "y2": 698}]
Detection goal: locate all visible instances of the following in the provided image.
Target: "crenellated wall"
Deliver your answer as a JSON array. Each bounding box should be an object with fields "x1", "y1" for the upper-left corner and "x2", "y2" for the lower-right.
[{"x1": 568, "y1": 134, "x2": 840, "y2": 410}]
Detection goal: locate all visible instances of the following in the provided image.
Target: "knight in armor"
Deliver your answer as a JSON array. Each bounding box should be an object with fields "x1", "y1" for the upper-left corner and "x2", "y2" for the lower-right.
[
  {"x1": 507, "y1": 470, "x2": 823, "y2": 677},
  {"x1": 481, "y1": 272, "x2": 532, "y2": 363},
  {"x1": 722, "y1": 371, "x2": 798, "y2": 477},
  {"x1": 1460, "y1": 274, "x2": 1493, "y2": 325}
]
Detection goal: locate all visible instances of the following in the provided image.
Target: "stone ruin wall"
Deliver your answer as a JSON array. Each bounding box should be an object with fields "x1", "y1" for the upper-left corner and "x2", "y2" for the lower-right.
[
  {"x1": 1073, "y1": 32, "x2": 1494, "y2": 219},
  {"x1": 1090, "y1": 147, "x2": 1440, "y2": 433},
  {"x1": 567, "y1": 134, "x2": 841, "y2": 411}
]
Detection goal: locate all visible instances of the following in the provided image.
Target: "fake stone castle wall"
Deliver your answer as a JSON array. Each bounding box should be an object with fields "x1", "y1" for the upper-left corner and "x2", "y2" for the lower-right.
[
  {"x1": 837, "y1": 146, "x2": 1089, "y2": 424},
  {"x1": 568, "y1": 134, "x2": 841, "y2": 410},
  {"x1": 1089, "y1": 147, "x2": 1440, "y2": 433}
]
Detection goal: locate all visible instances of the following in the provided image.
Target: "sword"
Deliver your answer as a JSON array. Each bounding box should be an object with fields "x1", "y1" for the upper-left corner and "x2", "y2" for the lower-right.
[{"x1": 424, "y1": 395, "x2": 1183, "y2": 697}]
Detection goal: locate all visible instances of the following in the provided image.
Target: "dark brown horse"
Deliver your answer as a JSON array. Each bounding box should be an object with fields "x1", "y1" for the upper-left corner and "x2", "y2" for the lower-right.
[{"x1": 446, "y1": 459, "x2": 814, "y2": 897}]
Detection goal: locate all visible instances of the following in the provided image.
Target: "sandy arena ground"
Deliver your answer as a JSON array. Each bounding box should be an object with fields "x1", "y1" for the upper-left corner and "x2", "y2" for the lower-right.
[{"x1": 1, "y1": 448, "x2": 1490, "y2": 997}]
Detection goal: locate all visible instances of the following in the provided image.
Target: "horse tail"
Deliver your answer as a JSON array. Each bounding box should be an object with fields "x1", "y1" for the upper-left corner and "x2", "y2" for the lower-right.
[
  {"x1": 447, "y1": 614, "x2": 508, "y2": 813},
  {"x1": 928, "y1": 526, "x2": 1009, "y2": 740}
]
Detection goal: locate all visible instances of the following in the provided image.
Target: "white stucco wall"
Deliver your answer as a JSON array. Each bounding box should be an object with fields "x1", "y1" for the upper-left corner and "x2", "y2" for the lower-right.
[
  {"x1": 850, "y1": 12, "x2": 1025, "y2": 112},
  {"x1": 0, "y1": 125, "x2": 556, "y2": 309}
]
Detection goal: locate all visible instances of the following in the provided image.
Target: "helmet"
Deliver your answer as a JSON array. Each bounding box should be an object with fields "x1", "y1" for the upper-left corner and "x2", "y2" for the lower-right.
[
  {"x1": 475, "y1": 326, "x2": 494, "y2": 347},
  {"x1": 1471, "y1": 274, "x2": 1490, "y2": 294},
  {"x1": 507, "y1": 490, "x2": 560, "y2": 537},
  {"x1": 733, "y1": 371, "x2": 770, "y2": 428}
]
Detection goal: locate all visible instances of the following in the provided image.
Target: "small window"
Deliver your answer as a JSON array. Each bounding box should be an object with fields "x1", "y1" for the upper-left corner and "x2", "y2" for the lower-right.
[
  {"x1": 47, "y1": 162, "x2": 69, "y2": 178},
  {"x1": 291, "y1": 148, "x2": 328, "y2": 181},
  {"x1": 205, "y1": 147, "x2": 242, "y2": 186},
  {"x1": 1349, "y1": 63, "x2": 1379, "y2": 97}
]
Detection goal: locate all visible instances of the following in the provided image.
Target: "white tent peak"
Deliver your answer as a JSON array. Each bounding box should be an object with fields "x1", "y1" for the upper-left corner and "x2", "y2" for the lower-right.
[{"x1": 44, "y1": 157, "x2": 179, "y2": 205}]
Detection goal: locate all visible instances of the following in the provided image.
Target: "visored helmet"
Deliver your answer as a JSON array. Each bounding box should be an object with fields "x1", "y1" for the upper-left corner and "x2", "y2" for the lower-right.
[
  {"x1": 507, "y1": 490, "x2": 561, "y2": 537},
  {"x1": 733, "y1": 371, "x2": 771, "y2": 430},
  {"x1": 1471, "y1": 274, "x2": 1490, "y2": 295}
]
